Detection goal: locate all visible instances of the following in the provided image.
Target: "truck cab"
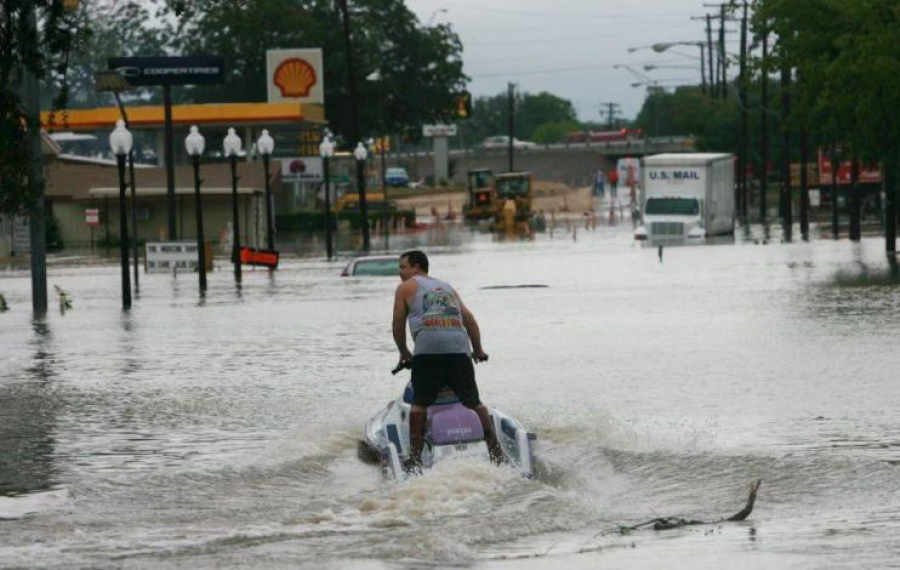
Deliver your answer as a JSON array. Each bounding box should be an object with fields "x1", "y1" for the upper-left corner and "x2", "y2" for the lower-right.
[{"x1": 634, "y1": 196, "x2": 706, "y2": 242}]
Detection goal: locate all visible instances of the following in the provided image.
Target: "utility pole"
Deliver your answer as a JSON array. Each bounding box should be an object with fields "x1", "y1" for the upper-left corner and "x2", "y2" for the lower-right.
[
  {"x1": 719, "y1": 5, "x2": 727, "y2": 99},
  {"x1": 599, "y1": 102, "x2": 622, "y2": 130},
  {"x1": 780, "y1": 64, "x2": 792, "y2": 241},
  {"x1": 885, "y1": 155, "x2": 896, "y2": 254},
  {"x1": 507, "y1": 82, "x2": 515, "y2": 172},
  {"x1": 759, "y1": 26, "x2": 769, "y2": 224},
  {"x1": 738, "y1": 1, "x2": 749, "y2": 222},
  {"x1": 337, "y1": 0, "x2": 370, "y2": 251},
  {"x1": 850, "y1": 156, "x2": 861, "y2": 241},
  {"x1": 700, "y1": 43, "x2": 707, "y2": 95},
  {"x1": 799, "y1": 127, "x2": 809, "y2": 240},
  {"x1": 691, "y1": 13, "x2": 718, "y2": 98},
  {"x1": 830, "y1": 145, "x2": 840, "y2": 239},
  {"x1": 22, "y1": 7, "x2": 47, "y2": 313}
]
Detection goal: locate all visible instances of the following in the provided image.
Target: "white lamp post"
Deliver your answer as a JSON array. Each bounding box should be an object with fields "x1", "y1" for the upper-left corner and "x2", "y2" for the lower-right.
[
  {"x1": 109, "y1": 119, "x2": 132, "y2": 309},
  {"x1": 256, "y1": 129, "x2": 276, "y2": 252},
  {"x1": 319, "y1": 135, "x2": 335, "y2": 260},
  {"x1": 353, "y1": 141, "x2": 371, "y2": 251},
  {"x1": 185, "y1": 125, "x2": 207, "y2": 292},
  {"x1": 223, "y1": 127, "x2": 243, "y2": 280},
  {"x1": 354, "y1": 141, "x2": 371, "y2": 251}
]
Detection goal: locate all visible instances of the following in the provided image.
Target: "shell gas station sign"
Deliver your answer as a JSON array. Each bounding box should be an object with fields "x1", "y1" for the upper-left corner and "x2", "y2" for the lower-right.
[{"x1": 266, "y1": 49, "x2": 324, "y2": 105}]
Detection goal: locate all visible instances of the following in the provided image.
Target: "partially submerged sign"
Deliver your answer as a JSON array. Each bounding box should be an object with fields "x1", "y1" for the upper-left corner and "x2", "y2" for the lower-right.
[
  {"x1": 108, "y1": 56, "x2": 226, "y2": 86},
  {"x1": 145, "y1": 241, "x2": 202, "y2": 273}
]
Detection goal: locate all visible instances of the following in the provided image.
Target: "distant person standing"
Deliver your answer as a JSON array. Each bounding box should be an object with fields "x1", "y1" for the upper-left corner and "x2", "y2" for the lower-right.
[
  {"x1": 593, "y1": 169, "x2": 606, "y2": 197},
  {"x1": 607, "y1": 168, "x2": 619, "y2": 201}
]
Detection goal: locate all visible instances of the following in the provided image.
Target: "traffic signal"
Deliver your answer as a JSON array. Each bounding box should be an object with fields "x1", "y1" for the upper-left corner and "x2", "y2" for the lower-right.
[{"x1": 455, "y1": 91, "x2": 472, "y2": 119}]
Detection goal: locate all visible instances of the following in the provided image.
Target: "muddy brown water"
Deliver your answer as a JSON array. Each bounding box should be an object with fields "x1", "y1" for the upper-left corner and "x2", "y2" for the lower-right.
[{"x1": 1, "y1": 222, "x2": 899, "y2": 568}]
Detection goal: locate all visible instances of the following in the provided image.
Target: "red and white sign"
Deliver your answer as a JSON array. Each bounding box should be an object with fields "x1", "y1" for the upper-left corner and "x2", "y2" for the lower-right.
[
  {"x1": 817, "y1": 151, "x2": 882, "y2": 186},
  {"x1": 85, "y1": 208, "x2": 100, "y2": 226}
]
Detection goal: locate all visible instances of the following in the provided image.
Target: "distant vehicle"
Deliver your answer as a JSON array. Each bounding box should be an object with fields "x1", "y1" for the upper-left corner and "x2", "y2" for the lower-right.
[
  {"x1": 385, "y1": 167, "x2": 409, "y2": 187},
  {"x1": 492, "y1": 171, "x2": 534, "y2": 231},
  {"x1": 341, "y1": 255, "x2": 398, "y2": 277},
  {"x1": 564, "y1": 128, "x2": 644, "y2": 144},
  {"x1": 634, "y1": 153, "x2": 735, "y2": 243},
  {"x1": 463, "y1": 168, "x2": 495, "y2": 221},
  {"x1": 481, "y1": 135, "x2": 537, "y2": 150}
]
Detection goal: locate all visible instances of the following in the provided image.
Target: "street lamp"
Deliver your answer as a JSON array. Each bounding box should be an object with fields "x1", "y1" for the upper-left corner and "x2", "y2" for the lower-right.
[
  {"x1": 354, "y1": 141, "x2": 371, "y2": 251},
  {"x1": 109, "y1": 119, "x2": 132, "y2": 309},
  {"x1": 643, "y1": 64, "x2": 698, "y2": 72},
  {"x1": 95, "y1": 70, "x2": 140, "y2": 292},
  {"x1": 223, "y1": 127, "x2": 242, "y2": 281},
  {"x1": 366, "y1": 69, "x2": 390, "y2": 248},
  {"x1": 319, "y1": 134, "x2": 335, "y2": 260},
  {"x1": 185, "y1": 125, "x2": 207, "y2": 292},
  {"x1": 256, "y1": 129, "x2": 276, "y2": 252},
  {"x1": 630, "y1": 41, "x2": 707, "y2": 94}
]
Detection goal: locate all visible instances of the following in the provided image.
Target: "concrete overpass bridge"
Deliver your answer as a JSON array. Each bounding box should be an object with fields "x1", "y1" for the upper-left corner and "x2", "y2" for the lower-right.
[{"x1": 400, "y1": 136, "x2": 697, "y2": 187}]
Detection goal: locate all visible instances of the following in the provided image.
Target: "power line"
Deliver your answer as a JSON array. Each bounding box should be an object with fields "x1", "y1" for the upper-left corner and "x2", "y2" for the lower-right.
[{"x1": 411, "y1": 0, "x2": 695, "y2": 20}]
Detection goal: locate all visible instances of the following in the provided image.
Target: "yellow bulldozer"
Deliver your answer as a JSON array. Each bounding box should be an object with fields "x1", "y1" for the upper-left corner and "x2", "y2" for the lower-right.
[
  {"x1": 463, "y1": 168, "x2": 495, "y2": 220},
  {"x1": 492, "y1": 171, "x2": 534, "y2": 232}
]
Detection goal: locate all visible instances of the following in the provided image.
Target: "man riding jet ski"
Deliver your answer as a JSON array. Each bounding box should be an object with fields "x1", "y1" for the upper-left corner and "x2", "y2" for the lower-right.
[{"x1": 366, "y1": 250, "x2": 535, "y2": 478}]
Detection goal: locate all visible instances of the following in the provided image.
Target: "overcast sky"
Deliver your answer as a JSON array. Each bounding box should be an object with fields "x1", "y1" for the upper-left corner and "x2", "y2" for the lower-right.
[{"x1": 405, "y1": 0, "x2": 743, "y2": 123}]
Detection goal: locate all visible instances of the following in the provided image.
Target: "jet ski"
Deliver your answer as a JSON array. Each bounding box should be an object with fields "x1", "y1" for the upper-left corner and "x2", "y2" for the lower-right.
[{"x1": 360, "y1": 363, "x2": 537, "y2": 480}]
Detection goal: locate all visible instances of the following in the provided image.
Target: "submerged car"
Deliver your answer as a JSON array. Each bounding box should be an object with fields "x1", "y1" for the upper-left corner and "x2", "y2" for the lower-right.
[
  {"x1": 341, "y1": 255, "x2": 398, "y2": 277},
  {"x1": 385, "y1": 167, "x2": 410, "y2": 187}
]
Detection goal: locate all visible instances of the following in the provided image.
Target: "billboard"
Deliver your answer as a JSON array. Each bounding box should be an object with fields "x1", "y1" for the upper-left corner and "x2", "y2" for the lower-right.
[
  {"x1": 108, "y1": 56, "x2": 225, "y2": 86},
  {"x1": 266, "y1": 49, "x2": 324, "y2": 105}
]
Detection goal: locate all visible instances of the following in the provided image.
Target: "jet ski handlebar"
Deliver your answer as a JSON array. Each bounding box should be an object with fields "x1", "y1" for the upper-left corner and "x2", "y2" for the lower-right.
[{"x1": 391, "y1": 360, "x2": 413, "y2": 375}]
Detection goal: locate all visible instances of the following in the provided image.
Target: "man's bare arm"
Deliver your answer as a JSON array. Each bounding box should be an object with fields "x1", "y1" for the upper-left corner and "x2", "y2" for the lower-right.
[
  {"x1": 458, "y1": 296, "x2": 488, "y2": 361},
  {"x1": 393, "y1": 282, "x2": 414, "y2": 361}
]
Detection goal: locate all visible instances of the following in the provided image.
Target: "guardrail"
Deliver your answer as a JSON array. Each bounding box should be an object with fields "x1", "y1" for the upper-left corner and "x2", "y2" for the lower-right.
[{"x1": 388, "y1": 137, "x2": 695, "y2": 158}]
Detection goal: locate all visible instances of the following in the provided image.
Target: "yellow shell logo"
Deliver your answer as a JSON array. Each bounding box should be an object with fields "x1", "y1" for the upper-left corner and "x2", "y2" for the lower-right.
[{"x1": 273, "y1": 58, "x2": 317, "y2": 98}]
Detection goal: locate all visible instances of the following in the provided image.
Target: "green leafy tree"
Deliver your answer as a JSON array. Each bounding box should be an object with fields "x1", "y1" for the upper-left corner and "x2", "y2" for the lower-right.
[
  {"x1": 159, "y1": 0, "x2": 466, "y2": 144},
  {"x1": 1, "y1": 1, "x2": 89, "y2": 215},
  {"x1": 753, "y1": 0, "x2": 900, "y2": 244},
  {"x1": 531, "y1": 119, "x2": 580, "y2": 144},
  {"x1": 467, "y1": 90, "x2": 578, "y2": 143},
  {"x1": 45, "y1": 0, "x2": 171, "y2": 110}
]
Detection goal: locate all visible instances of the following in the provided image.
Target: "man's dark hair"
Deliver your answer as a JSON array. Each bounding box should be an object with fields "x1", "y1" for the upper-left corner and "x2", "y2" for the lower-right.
[{"x1": 401, "y1": 250, "x2": 429, "y2": 272}]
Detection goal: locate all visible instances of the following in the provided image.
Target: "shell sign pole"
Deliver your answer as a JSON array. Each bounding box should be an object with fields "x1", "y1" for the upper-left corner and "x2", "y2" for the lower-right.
[{"x1": 266, "y1": 49, "x2": 325, "y2": 105}]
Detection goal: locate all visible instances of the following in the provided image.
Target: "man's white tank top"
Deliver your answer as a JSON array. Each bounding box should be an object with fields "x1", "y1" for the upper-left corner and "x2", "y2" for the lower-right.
[{"x1": 407, "y1": 275, "x2": 471, "y2": 355}]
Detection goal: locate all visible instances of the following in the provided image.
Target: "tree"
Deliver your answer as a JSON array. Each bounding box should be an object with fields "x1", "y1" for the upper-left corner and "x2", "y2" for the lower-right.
[
  {"x1": 466, "y1": 90, "x2": 578, "y2": 143},
  {"x1": 158, "y1": 0, "x2": 466, "y2": 145},
  {"x1": 754, "y1": 0, "x2": 900, "y2": 249},
  {"x1": 531, "y1": 120, "x2": 580, "y2": 144},
  {"x1": 43, "y1": 0, "x2": 171, "y2": 110},
  {"x1": 1, "y1": 1, "x2": 89, "y2": 215}
]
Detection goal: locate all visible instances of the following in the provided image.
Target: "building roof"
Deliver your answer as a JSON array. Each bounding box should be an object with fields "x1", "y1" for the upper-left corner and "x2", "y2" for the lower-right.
[
  {"x1": 44, "y1": 160, "x2": 278, "y2": 201},
  {"x1": 41, "y1": 102, "x2": 326, "y2": 131}
]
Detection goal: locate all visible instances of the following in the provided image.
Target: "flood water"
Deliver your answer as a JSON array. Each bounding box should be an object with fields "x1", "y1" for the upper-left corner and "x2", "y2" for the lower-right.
[{"x1": 2, "y1": 222, "x2": 900, "y2": 569}]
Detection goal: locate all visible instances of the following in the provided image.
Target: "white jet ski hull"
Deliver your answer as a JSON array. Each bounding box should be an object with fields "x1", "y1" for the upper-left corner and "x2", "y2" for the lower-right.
[{"x1": 362, "y1": 390, "x2": 536, "y2": 481}]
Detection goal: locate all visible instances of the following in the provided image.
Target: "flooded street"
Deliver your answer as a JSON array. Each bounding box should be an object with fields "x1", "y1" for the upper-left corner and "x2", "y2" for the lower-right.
[{"x1": 2, "y1": 223, "x2": 900, "y2": 569}]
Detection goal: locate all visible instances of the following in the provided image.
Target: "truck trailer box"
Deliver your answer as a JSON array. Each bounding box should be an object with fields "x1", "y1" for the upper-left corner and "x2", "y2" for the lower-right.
[{"x1": 636, "y1": 153, "x2": 735, "y2": 242}]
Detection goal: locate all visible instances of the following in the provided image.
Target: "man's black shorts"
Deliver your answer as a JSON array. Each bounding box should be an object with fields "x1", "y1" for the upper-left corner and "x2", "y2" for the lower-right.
[{"x1": 411, "y1": 353, "x2": 481, "y2": 408}]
